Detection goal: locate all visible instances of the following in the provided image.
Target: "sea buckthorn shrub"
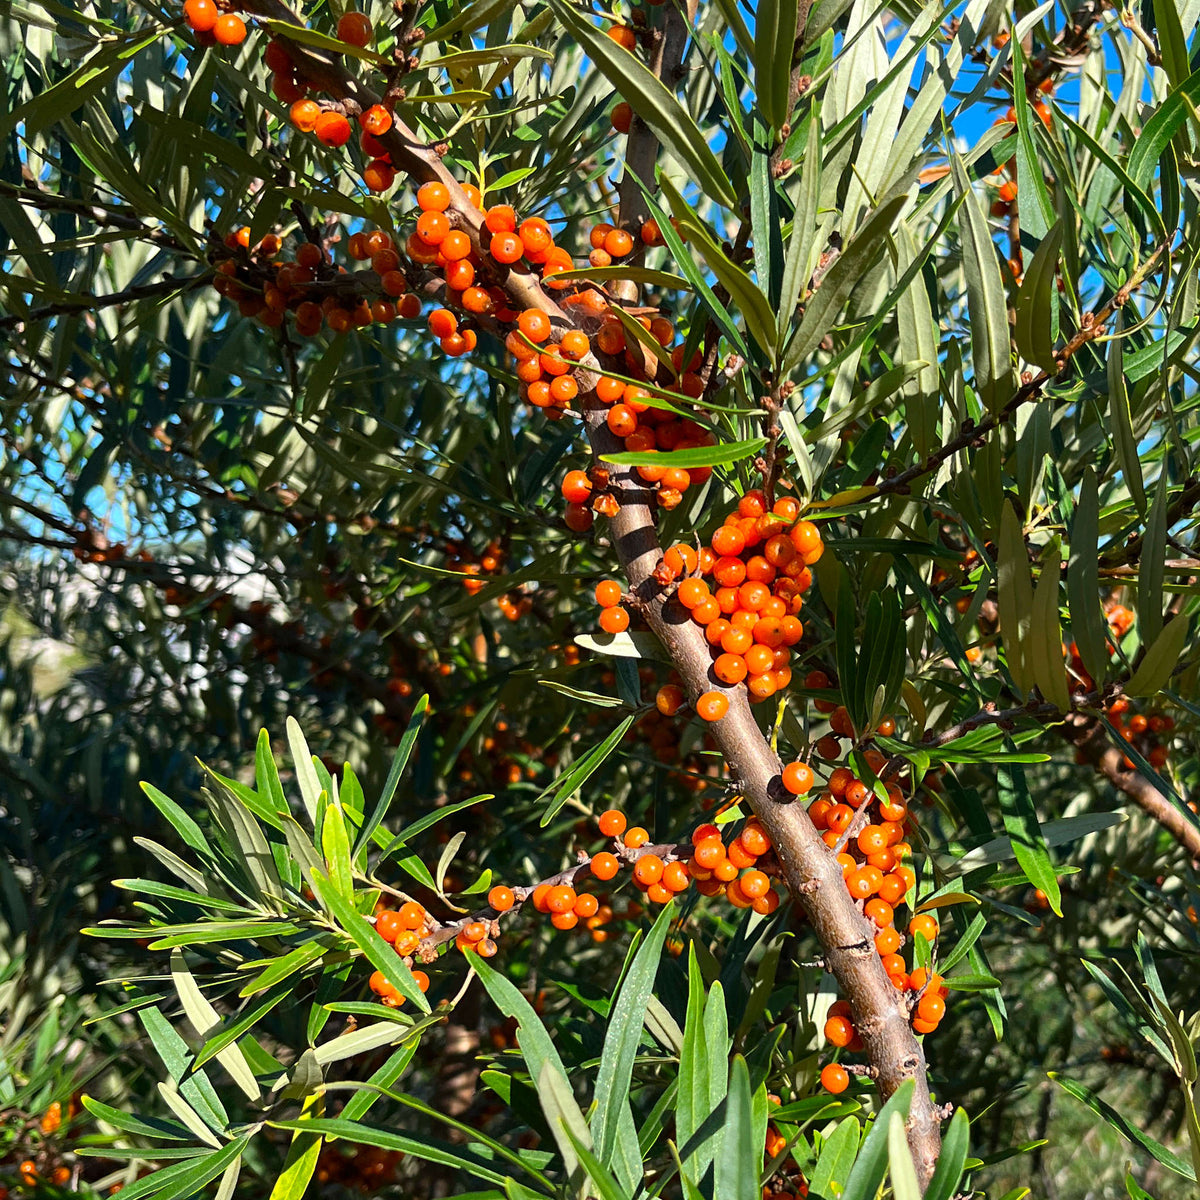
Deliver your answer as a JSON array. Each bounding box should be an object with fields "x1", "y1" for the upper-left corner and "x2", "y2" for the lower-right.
[{"x1": 3, "y1": 0, "x2": 1199, "y2": 1196}]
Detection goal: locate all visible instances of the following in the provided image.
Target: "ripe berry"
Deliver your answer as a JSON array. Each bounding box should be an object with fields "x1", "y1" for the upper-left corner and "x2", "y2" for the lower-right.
[
  {"x1": 314, "y1": 111, "x2": 352, "y2": 147},
  {"x1": 909, "y1": 913, "x2": 939, "y2": 942},
  {"x1": 820, "y1": 1063, "x2": 850, "y2": 1094},
  {"x1": 417, "y1": 181, "x2": 451, "y2": 212},
  {"x1": 656, "y1": 684, "x2": 683, "y2": 715},
  {"x1": 362, "y1": 104, "x2": 392, "y2": 136},
  {"x1": 598, "y1": 809, "x2": 627, "y2": 837},
  {"x1": 213, "y1": 13, "x2": 247, "y2": 44},
  {"x1": 633, "y1": 854, "x2": 664, "y2": 886},
  {"x1": 591, "y1": 851, "x2": 620, "y2": 880},
  {"x1": 488, "y1": 885, "x2": 515, "y2": 912},
  {"x1": 611, "y1": 102, "x2": 633, "y2": 133},
  {"x1": 337, "y1": 10, "x2": 373, "y2": 45},
  {"x1": 824, "y1": 1014, "x2": 854, "y2": 1047},
  {"x1": 491, "y1": 231, "x2": 523, "y2": 263},
  {"x1": 624, "y1": 826, "x2": 649, "y2": 848},
  {"x1": 363, "y1": 159, "x2": 395, "y2": 193},
  {"x1": 546, "y1": 885, "x2": 577, "y2": 913},
  {"x1": 183, "y1": 0, "x2": 218, "y2": 30},
  {"x1": 290, "y1": 98, "x2": 320, "y2": 132},
  {"x1": 561, "y1": 470, "x2": 592, "y2": 503},
  {"x1": 782, "y1": 761, "x2": 814, "y2": 795},
  {"x1": 696, "y1": 691, "x2": 729, "y2": 722}
]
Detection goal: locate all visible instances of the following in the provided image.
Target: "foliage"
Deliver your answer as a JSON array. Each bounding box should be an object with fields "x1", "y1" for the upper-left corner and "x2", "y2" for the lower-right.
[{"x1": 3, "y1": 0, "x2": 1200, "y2": 1195}]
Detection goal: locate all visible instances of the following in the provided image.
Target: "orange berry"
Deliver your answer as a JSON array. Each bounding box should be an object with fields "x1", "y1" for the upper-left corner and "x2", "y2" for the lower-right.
[
  {"x1": 598, "y1": 809, "x2": 627, "y2": 837},
  {"x1": 595, "y1": 579, "x2": 623, "y2": 607},
  {"x1": 561, "y1": 470, "x2": 592, "y2": 503},
  {"x1": 909, "y1": 913, "x2": 939, "y2": 942},
  {"x1": 184, "y1": 0, "x2": 218, "y2": 29},
  {"x1": 337, "y1": 10, "x2": 373, "y2": 45},
  {"x1": 662, "y1": 861, "x2": 690, "y2": 892},
  {"x1": 552, "y1": 910, "x2": 579, "y2": 930},
  {"x1": 488, "y1": 885, "x2": 515, "y2": 912},
  {"x1": 598, "y1": 605, "x2": 629, "y2": 634},
  {"x1": 213, "y1": 13, "x2": 246, "y2": 44},
  {"x1": 518, "y1": 309, "x2": 551, "y2": 343},
  {"x1": 820, "y1": 1063, "x2": 849, "y2": 1094},
  {"x1": 656, "y1": 684, "x2": 684, "y2": 715},
  {"x1": 693, "y1": 836, "x2": 725, "y2": 869},
  {"x1": 399, "y1": 901, "x2": 426, "y2": 929},
  {"x1": 376, "y1": 910, "x2": 403, "y2": 943},
  {"x1": 607, "y1": 23, "x2": 636, "y2": 48},
  {"x1": 314, "y1": 110, "x2": 352, "y2": 147},
  {"x1": 739, "y1": 822, "x2": 771, "y2": 856},
  {"x1": 611, "y1": 102, "x2": 633, "y2": 133},
  {"x1": 824, "y1": 1015, "x2": 854, "y2": 1047},
  {"x1": 591, "y1": 851, "x2": 620, "y2": 880},
  {"x1": 490, "y1": 231, "x2": 524, "y2": 263},
  {"x1": 697, "y1": 691, "x2": 729, "y2": 721},
  {"x1": 782, "y1": 762, "x2": 814, "y2": 795},
  {"x1": 739, "y1": 869, "x2": 769, "y2": 899},
  {"x1": 624, "y1": 826, "x2": 649, "y2": 848},
  {"x1": 633, "y1": 854, "x2": 664, "y2": 886},
  {"x1": 416, "y1": 181, "x2": 451, "y2": 212}
]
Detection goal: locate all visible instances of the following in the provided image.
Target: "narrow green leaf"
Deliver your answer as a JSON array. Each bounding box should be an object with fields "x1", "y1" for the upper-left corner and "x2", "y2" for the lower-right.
[
  {"x1": 535, "y1": 716, "x2": 635, "y2": 827},
  {"x1": 592, "y1": 903, "x2": 673, "y2": 1165},
  {"x1": 1067, "y1": 468, "x2": 1109, "y2": 685},
  {"x1": 841, "y1": 1079, "x2": 914, "y2": 1200},
  {"x1": 1014, "y1": 222, "x2": 1062, "y2": 372},
  {"x1": 781, "y1": 195, "x2": 908, "y2": 376},
  {"x1": 997, "y1": 500, "x2": 1035, "y2": 695},
  {"x1": 170, "y1": 951, "x2": 259, "y2": 1102},
  {"x1": 659, "y1": 177, "x2": 777, "y2": 361},
  {"x1": 809, "y1": 1117, "x2": 860, "y2": 1199},
  {"x1": 321, "y1": 802, "x2": 354, "y2": 902},
  {"x1": 1125, "y1": 613, "x2": 1191, "y2": 697},
  {"x1": 1031, "y1": 546, "x2": 1071, "y2": 711},
  {"x1": 269, "y1": 1118, "x2": 512, "y2": 1185},
  {"x1": 287, "y1": 717, "x2": 323, "y2": 824},
  {"x1": 269, "y1": 1095, "x2": 323, "y2": 1200},
  {"x1": 714, "y1": 1057, "x2": 756, "y2": 1200},
  {"x1": 601, "y1": 438, "x2": 767, "y2": 470},
  {"x1": 755, "y1": 0, "x2": 798, "y2": 131},
  {"x1": 923, "y1": 1108, "x2": 970, "y2": 1200},
  {"x1": 1138, "y1": 471, "x2": 1169, "y2": 649},
  {"x1": 1108, "y1": 324, "x2": 1147, "y2": 515},
  {"x1": 354, "y1": 695, "x2": 428, "y2": 857},
  {"x1": 887, "y1": 1112, "x2": 921, "y2": 1200},
  {"x1": 997, "y1": 758, "x2": 1061, "y2": 916},
  {"x1": 954, "y1": 156, "x2": 1014, "y2": 415},
  {"x1": 1051, "y1": 1074, "x2": 1196, "y2": 1180}
]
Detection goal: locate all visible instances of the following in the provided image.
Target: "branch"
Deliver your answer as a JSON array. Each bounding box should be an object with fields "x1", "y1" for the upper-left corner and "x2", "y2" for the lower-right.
[
  {"x1": 1060, "y1": 713, "x2": 1200, "y2": 860},
  {"x1": 875, "y1": 237, "x2": 1172, "y2": 500},
  {"x1": 0, "y1": 180, "x2": 192, "y2": 250},
  {"x1": 0, "y1": 272, "x2": 213, "y2": 331}
]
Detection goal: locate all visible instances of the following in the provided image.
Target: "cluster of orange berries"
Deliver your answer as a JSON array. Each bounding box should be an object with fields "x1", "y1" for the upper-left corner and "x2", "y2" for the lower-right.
[
  {"x1": 593, "y1": 809, "x2": 785, "y2": 913},
  {"x1": 314, "y1": 1143, "x2": 404, "y2": 1191},
  {"x1": 181, "y1": 0, "x2": 248, "y2": 45},
  {"x1": 594, "y1": 491, "x2": 822, "y2": 719},
  {"x1": 212, "y1": 224, "x2": 420, "y2": 334},
  {"x1": 804, "y1": 754, "x2": 950, "y2": 1091},
  {"x1": 1065, "y1": 598, "x2": 1176, "y2": 771},
  {"x1": 366, "y1": 900, "x2": 436, "y2": 1003}
]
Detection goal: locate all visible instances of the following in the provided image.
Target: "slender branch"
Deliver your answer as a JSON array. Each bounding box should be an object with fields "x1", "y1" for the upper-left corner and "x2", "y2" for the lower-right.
[
  {"x1": 1060, "y1": 713, "x2": 1200, "y2": 860},
  {"x1": 1, "y1": 272, "x2": 213, "y2": 331},
  {"x1": 0, "y1": 180, "x2": 192, "y2": 250},
  {"x1": 875, "y1": 237, "x2": 1172, "y2": 500}
]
